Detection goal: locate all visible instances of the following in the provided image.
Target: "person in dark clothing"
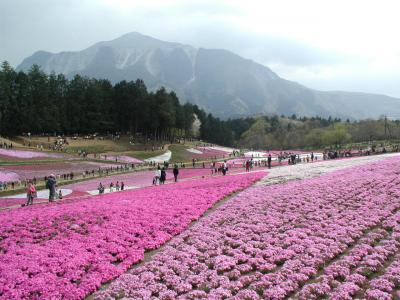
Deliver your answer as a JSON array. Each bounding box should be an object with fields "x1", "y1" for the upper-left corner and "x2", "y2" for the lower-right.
[
  {"x1": 98, "y1": 183, "x2": 105, "y2": 194},
  {"x1": 222, "y1": 161, "x2": 227, "y2": 176},
  {"x1": 160, "y1": 167, "x2": 167, "y2": 184},
  {"x1": 245, "y1": 160, "x2": 250, "y2": 172},
  {"x1": 121, "y1": 182, "x2": 125, "y2": 190},
  {"x1": 267, "y1": 154, "x2": 272, "y2": 169},
  {"x1": 46, "y1": 174, "x2": 57, "y2": 202},
  {"x1": 173, "y1": 164, "x2": 179, "y2": 182}
]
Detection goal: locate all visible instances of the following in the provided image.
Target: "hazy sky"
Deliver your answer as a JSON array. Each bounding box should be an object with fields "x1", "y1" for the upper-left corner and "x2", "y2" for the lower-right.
[{"x1": 1, "y1": 0, "x2": 400, "y2": 97}]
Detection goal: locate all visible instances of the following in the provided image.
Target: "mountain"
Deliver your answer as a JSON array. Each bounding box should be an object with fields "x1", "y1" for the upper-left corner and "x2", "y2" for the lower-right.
[{"x1": 17, "y1": 32, "x2": 400, "y2": 119}]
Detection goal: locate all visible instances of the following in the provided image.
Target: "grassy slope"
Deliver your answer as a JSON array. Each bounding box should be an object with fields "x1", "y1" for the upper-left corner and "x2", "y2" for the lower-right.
[
  {"x1": 169, "y1": 144, "x2": 191, "y2": 163},
  {"x1": 3, "y1": 137, "x2": 211, "y2": 164}
]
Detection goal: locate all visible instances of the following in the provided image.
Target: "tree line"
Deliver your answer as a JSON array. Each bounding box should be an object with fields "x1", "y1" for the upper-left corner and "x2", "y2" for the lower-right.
[
  {"x1": 0, "y1": 62, "x2": 234, "y2": 143},
  {"x1": 1, "y1": 61, "x2": 399, "y2": 149},
  {"x1": 235, "y1": 115, "x2": 400, "y2": 149}
]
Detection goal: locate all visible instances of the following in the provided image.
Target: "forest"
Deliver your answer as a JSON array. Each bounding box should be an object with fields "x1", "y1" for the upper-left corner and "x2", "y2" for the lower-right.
[
  {"x1": 1, "y1": 61, "x2": 400, "y2": 149},
  {"x1": 0, "y1": 61, "x2": 231, "y2": 143}
]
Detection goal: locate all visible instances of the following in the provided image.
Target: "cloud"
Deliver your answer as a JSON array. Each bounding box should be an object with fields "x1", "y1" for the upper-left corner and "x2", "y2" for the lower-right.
[
  {"x1": 173, "y1": 26, "x2": 356, "y2": 67},
  {"x1": 1, "y1": 0, "x2": 400, "y2": 97}
]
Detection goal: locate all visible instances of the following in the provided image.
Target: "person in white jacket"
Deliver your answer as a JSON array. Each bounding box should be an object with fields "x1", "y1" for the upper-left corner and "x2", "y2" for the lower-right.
[{"x1": 153, "y1": 167, "x2": 161, "y2": 185}]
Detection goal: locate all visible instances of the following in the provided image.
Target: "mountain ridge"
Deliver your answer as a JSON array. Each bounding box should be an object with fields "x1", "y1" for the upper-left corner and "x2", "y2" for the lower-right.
[{"x1": 17, "y1": 32, "x2": 400, "y2": 120}]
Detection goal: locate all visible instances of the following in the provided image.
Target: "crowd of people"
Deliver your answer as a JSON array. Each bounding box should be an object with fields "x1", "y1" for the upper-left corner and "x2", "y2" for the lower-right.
[
  {"x1": 1, "y1": 141, "x2": 397, "y2": 208},
  {"x1": 23, "y1": 174, "x2": 61, "y2": 206},
  {"x1": 0, "y1": 163, "x2": 139, "y2": 194},
  {"x1": 97, "y1": 181, "x2": 125, "y2": 194},
  {"x1": 208, "y1": 161, "x2": 229, "y2": 175},
  {"x1": 0, "y1": 142, "x2": 13, "y2": 149},
  {"x1": 244, "y1": 155, "x2": 273, "y2": 171}
]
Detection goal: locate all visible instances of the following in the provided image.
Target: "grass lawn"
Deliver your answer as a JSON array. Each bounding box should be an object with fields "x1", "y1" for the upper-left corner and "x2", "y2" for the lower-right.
[
  {"x1": 169, "y1": 144, "x2": 191, "y2": 162},
  {"x1": 66, "y1": 140, "x2": 133, "y2": 153}
]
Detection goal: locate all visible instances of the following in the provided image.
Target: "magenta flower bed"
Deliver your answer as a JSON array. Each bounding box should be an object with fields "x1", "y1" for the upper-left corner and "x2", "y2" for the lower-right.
[
  {"x1": 64, "y1": 167, "x2": 227, "y2": 193},
  {"x1": 0, "y1": 191, "x2": 89, "y2": 209},
  {"x1": 94, "y1": 157, "x2": 400, "y2": 300},
  {"x1": 0, "y1": 168, "x2": 253, "y2": 210},
  {"x1": 0, "y1": 172, "x2": 263, "y2": 299},
  {"x1": 0, "y1": 198, "x2": 27, "y2": 208}
]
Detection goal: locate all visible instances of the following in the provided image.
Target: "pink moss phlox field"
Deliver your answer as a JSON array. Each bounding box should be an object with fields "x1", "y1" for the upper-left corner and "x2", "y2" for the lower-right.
[
  {"x1": 0, "y1": 148, "x2": 62, "y2": 159},
  {"x1": 95, "y1": 157, "x2": 400, "y2": 300},
  {"x1": 64, "y1": 168, "x2": 241, "y2": 193},
  {"x1": 100, "y1": 155, "x2": 143, "y2": 164},
  {"x1": 0, "y1": 161, "x2": 116, "y2": 181},
  {"x1": 0, "y1": 198, "x2": 27, "y2": 208},
  {"x1": 0, "y1": 171, "x2": 20, "y2": 182},
  {"x1": 188, "y1": 147, "x2": 229, "y2": 160},
  {"x1": 0, "y1": 172, "x2": 263, "y2": 299}
]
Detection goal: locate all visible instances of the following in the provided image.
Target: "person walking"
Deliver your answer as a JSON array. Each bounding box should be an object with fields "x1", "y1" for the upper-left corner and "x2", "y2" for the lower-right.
[
  {"x1": 98, "y1": 183, "x2": 104, "y2": 194},
  {"x1": 311, "y1": 152, "x2": 314, "y2": 162},
  {"x1": 46, "y1": 174, "x2": 57, "y2": 202},
  {"x1": 245, "y1": 160, "x2": 250, "y2": 172},
  {"x1": 267, "y1": 154, "x2": 272, "y2": 169},
  {"x1": 116, "y1": 181, "x2": 120, "y2": 191},
  {"x1": 25, "y1": 180, "x2": 36, "y2": 206},
  {"x1": 121, "y1": 182, "x2": 125, "y2": 191},
  {"x1": 222, "y1": 161, "x2": 228, "y2": 176},
  {"x1": 173, "y1": 164, "x2": 179, "y2": 182},
  {"x1": 109, "y1": 182, "x2": 114, "y2": 192},
  {"x1": 154, "y1": 167, "x2": 161, "y2": 185},
  {"x1": 160, "y1": 167, "x2": 166, "y2": 184}
]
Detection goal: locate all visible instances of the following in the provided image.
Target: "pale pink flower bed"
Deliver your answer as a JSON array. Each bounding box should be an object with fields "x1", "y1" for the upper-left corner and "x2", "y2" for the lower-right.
[
  {"x1": 0, "y1": 171, "x2": 19, "y2": 182},
  {"x1": 244, "y1": 150, "x2": 313, "y2": 158},
  {"x1": 0, "y1": 149, "x2": 63, "y2": 159},
  {"x1": 0, "y1": 161, "x2": 116, "y2": 181},
  {"x1": 100, "y1": 155, "x2": 143, "y2": 164},
  {"x1": 95, "y1": 157, "x2": 400, "y2": 300},
  {"x1": 226, "y1": 158, "x2": 247, "y2": 166},
  {"x1": 225, "y1": 158, "x2": 279, "y2": 168},
  {"x1": 0, "y1": 172, "x2": 263, "y2": 299},
  {"x1": 183, "y1": 147, "x2": 230, "y2": 160}
]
